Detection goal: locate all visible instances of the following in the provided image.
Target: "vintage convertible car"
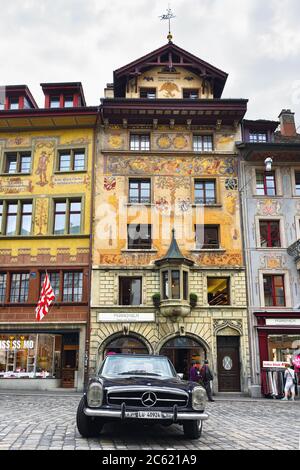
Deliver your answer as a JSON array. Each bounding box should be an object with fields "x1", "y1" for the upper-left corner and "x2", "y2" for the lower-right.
[{"x1": 77, "y1": 354, "x2": 209, "y2": 439}]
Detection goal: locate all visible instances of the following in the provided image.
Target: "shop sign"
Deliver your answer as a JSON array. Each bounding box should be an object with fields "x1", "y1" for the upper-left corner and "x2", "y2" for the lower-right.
[
  {"x1": 265, "y1": 319, "x2": 300, "y2": 326},
  {"x1": 0, "y1": 337, "x2": 34, "y2": 351},
  {"x1": 98, "y1": 312, "x2": 155, "y2": 323},
  {"x1": 263, "y1": 361, "x2": 290, "y2": 368}
]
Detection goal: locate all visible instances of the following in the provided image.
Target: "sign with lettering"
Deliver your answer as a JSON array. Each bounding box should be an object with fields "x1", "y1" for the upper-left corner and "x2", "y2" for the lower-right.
[
  {"x1": 98, "y1": 312, "x2": 155, "y2": 323},
  {"x1": 0, "y1": 338, "x2": 34, "y2": 351},
  {"x1": 265, "y1": 319, "x2": 300, "y2": 326},
  {"x1": 263, "y1": 361, "x2": 290, "y2": 368}
]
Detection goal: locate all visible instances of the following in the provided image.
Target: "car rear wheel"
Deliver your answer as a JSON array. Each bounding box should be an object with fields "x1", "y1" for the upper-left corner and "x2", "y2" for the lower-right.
[
  {"x1": 183, "y1": 420, "x2": 203, "y2": 439},
  {"x1": 76, "y1": 397, "x2": 104, "y2": 438}
]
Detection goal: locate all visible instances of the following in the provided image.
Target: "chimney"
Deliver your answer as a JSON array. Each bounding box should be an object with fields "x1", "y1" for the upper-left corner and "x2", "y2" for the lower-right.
[{"x1": 278, "y1": 109, "x2": 297, "y2": 136}]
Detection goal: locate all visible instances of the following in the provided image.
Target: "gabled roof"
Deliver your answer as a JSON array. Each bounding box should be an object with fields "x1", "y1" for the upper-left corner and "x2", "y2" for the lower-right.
[{"x1": 113, "y1": 42, "x2": 228, "y2": 98}]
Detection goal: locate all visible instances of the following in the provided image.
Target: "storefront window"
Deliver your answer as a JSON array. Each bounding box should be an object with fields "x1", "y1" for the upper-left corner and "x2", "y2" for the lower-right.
[
  {"x1": 104, "y1": 336, "x2": 148, "y2": 356},
  {"x1": 267, "y1": 335, "x2": 300, "y2": 363},
  {"x1": 0, "y1": 334, "x2": 62, "y2": 379}
]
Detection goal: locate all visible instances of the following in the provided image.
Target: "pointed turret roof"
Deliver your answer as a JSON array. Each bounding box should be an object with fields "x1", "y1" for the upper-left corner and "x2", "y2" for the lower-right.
[{"x1": 155, "y1": 229, "x2": 194, "y2": 267}]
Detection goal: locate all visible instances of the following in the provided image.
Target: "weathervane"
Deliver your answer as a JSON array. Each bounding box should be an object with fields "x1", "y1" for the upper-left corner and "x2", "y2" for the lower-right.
[{"x1": 159, "y1": 6, "x2": 176, "y2": 43}]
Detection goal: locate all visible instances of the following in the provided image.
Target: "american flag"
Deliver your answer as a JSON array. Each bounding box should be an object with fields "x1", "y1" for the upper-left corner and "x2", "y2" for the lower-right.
[{"x1": 35, "y1": 273, "x2": 55, "y2": 321}]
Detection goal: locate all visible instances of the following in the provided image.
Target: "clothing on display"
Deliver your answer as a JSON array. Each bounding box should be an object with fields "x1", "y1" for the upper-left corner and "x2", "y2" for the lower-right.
[{"x1": 261, "y1": 368, "x2": 298, "y2": 398}]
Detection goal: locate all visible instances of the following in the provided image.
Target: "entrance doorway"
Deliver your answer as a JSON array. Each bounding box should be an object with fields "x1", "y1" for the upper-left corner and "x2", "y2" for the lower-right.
[
  {"x1": 160, "y1": 337, "x2": 206, "y2": 380},
  {"x1": 103, "y1": 336, "x2": 149, "y2": 357},
  {"x1": 217, "y1": 336, "x2": 241, "y2": 392}
]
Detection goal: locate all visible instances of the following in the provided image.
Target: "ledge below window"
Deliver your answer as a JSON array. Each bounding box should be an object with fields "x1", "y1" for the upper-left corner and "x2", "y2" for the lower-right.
[
  {"x1": 192, "y1": 204, "x2": 222, "y2": 208},
  {"x1": 190, "y1": 248, "x2": 226, "y2": 253},
  {"x1": 121, "y1": 249, "x2": 158, "y2": 254}
]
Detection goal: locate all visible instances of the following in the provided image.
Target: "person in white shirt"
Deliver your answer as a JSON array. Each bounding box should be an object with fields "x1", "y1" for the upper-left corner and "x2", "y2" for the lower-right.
[{"x1": 281, "y1": 365, "x2": 296, "y2": 401}]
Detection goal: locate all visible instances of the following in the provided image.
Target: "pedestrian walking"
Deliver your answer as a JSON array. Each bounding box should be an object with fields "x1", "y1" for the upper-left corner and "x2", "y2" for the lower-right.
[
  {"x1": 281, "y1": 364, "x2": 296, "y2": 401},
  {"x1": 189, "y1": 360, "x2": 200, "y2": 383},
  {"x1": 200, "y1": 360, "x2": 215, "y2": 402}
]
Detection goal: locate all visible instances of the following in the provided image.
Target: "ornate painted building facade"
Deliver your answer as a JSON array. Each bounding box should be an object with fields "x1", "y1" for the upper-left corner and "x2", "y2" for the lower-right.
[
  {"x1": 0, "y1": 83, "x2": 97, "y2": 390},
  {"x1": 90, "y1": 42, "x2": 251, "y2": 393},
  {"x1": 238, "y1": 110, "x2": 300, "y2": 397}
]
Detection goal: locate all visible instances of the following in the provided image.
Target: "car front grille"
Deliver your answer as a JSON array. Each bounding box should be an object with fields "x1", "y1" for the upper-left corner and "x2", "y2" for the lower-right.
[{"x1": 106, "y1": 388, "x2": 189, "y2": 409}]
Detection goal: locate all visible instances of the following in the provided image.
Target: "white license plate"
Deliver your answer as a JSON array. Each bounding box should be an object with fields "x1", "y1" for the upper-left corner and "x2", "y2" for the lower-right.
[{"x1": 125, "y1": 411, "x2": 163, "y2": 419}]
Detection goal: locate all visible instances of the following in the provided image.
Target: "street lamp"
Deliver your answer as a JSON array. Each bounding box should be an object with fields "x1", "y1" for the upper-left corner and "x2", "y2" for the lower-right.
[{"x1": 264, "y1": 157, "x2": 273, "y2": 172}]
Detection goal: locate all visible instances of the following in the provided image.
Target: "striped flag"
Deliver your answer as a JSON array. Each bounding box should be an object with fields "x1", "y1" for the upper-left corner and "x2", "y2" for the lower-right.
[{"x1": 35, "y1": 273, "x2": 55, "y2": 321}]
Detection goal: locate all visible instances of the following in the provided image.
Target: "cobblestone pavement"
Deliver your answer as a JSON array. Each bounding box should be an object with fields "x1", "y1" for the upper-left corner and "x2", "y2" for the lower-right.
[{"x1": 0, "y1": 392, "x2": 299, "y2": 450}]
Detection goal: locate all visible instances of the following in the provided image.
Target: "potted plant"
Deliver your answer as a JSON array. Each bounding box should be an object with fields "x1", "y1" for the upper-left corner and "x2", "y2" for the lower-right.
[
  {"x1": 189, "y1": 293, "x2": 198, "y2": 308},
  {"x1": 152, "y1": 293, "x2": 161, "y2": 308}
]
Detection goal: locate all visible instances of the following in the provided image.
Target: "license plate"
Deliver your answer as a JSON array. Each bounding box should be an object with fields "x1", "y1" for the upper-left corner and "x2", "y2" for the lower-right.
[{"x1": 125, "y1": 411, "x2": 163, "y2": 419}]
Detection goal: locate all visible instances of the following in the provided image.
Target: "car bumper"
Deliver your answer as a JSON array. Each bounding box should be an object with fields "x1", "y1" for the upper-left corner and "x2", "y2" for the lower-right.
[{"x1": 84, "y1": 407, "x2": 209, "y2": 422}]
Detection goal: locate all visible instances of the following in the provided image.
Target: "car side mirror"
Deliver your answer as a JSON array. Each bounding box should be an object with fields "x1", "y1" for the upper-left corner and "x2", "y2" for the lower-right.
[{"x1": 177, "y1": 373, "x2": 184, "y2": 380}]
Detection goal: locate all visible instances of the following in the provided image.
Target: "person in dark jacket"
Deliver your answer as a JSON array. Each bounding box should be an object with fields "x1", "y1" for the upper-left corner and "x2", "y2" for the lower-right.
[
  {"x1": 189, "y1": 360, "x2": 200, "y2": 383},
  {"x1": 200, "y1": 360, "x2": 215, "y2": 402}
]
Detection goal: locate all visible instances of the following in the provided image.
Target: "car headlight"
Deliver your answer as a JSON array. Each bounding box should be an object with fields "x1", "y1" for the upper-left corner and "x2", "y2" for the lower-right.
[
  {"x1": 192, "y1": 386, "x2": 206, "y2": 410},
  {"x1": 87, "y1": 381, "x2": 103, "y2": 408}
]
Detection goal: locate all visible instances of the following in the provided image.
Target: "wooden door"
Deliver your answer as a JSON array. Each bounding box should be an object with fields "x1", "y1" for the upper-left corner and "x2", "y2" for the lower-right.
[{"x1": 217, "y1": 336, "x2": 241, "y2": 392}]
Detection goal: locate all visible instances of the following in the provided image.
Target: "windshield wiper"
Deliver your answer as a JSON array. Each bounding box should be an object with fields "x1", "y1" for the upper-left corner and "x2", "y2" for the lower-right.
[{"x1": 118, "y1": 371, "x2": 162, "y2": 376}]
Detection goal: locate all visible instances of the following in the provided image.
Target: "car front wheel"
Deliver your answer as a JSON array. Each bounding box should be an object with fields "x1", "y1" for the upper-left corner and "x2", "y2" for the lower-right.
[
  {"x1": 183, "y1": 419, "x2": 203, "y2": 439},
  {"x1": 76, "y1": 397, "x2": 104, "y2": 438}
]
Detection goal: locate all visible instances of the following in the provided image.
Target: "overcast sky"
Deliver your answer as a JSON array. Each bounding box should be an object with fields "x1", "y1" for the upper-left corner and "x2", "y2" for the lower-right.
[{"x1": 1, "y1": 0, "x2": 300, "y2": 127}]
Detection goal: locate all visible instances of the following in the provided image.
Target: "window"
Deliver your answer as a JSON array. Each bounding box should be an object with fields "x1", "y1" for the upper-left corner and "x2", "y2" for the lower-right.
[
  {"x1": 162, "y1": 271, "x2": 169, "y2": 300},
  {"x1": 58, "y1": 149, "x2": 85, "y2": 172},
  {"x1": 0, "y1": 273, "x2": 6, "y2": 303},
  {"x1": 130, "y1": 134, "x2": 150, "y2": 151},
  {"x1": 183, "y1": 271, "x2": 188, "y2": 300},
  {"x1": 9, "y1": 98, "x2": 19, "y2": 110},
  {"x1": 263, "y1": 275, "x2": 285, "y2": 307},
  {"x1": 63, "y1": 272, "x2": 83, "y2": 302},
  {"x1": 295, "y1": 172, "x2": 300, "y2": 196},
  {"x1": 0, "y1": 203, "x2": 2, "y2": 233},
  {"x1": 207, "y1": 278, "x2": 230, "y2": 305},
  {"x1": 64, "y1": 96, "x2": 74, "y2": 108},
  {"x1": 249, "y1": 133, "x2": 268, "y2": 143},
  {"x1": 183, "y1": 89, "x2": 199, "y2": 99},
  {"x1": 129, "y1": 179, "x2": 151, "y2": 203},
  {"x1": 256, "y1": 171, "x2": 276, "y2": 196},
  {"x1": 119, "y1": 277, "x2": 142, "y2": 305},
  {"x1": 195, "y1": 225, "x2": 219, "y2": 249},
  {"x1": 53, "y1": 199, "x2": 82, "y2": 235},
  {"x1": 1, "y1": 201, "x2": 32, "y2": 236},
  {"x1": 10, "y1": 273, "x2": 30, "y2": 303},
  {"x1": 127, "y1": 224, "x2": 152, "y2": 250},
  {"x1": 194, "y1": 180, "x2": 216, "y2": 204},
  {"x1": 259, "y1": 220, "x2": 281, "y2": 248},
  {"x1": 193, "y1": 135, "x2": 213, "y2": 152},
  {"x1": 50, "y1": 96, "x2": 60, "y2": 108},
  {"x1": 3, "y1": 152, "x2": 32, "y2": 174},
  {"x1": 140, "y1": 88, "x2": 156, "y2": 99},
  {"x1": 171, "y1": 270, "x2": 180, "y2": 299},
  {"x1": 40, "y1": 272, "x2": 60, "y2": 300}
]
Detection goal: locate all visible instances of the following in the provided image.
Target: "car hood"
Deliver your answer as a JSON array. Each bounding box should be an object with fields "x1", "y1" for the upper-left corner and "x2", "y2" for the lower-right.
[{"x1": 98, "y1": 375, "x2": 197, "y2": 392}]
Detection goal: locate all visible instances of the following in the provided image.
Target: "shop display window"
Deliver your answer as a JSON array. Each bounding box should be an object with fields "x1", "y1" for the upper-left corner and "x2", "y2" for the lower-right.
[
  {"x1": 267, "y1": 335, "x2": 300, "y2": 364},
  {"x1": 0, "y1": 334, "x2": 63, "y2": 379}
]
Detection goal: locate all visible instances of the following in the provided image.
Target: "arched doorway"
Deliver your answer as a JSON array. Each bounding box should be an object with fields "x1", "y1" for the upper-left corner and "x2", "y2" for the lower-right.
[
  {"x1": 103, "y1": 335, "x2": 149, "y2": 357},
  {"x1": 160, "y1": 336, "x2": 207, "y2": 380}
]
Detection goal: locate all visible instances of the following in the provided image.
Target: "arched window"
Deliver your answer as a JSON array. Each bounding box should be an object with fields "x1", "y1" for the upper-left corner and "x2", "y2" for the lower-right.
[{"x1": 104, "y1": 336, "x2": 148, "y2": 356}]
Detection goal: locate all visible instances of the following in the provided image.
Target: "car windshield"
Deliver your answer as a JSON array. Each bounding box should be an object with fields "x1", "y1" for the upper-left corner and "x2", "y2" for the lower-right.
[{"x1": 100, "y1": 356, "x2": 176, "y2": 378}]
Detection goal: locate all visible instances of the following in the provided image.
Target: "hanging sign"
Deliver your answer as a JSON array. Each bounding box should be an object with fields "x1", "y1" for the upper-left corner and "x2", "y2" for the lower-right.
[{"x1": 263, "y1": 361, "x2": 290, "y2": 368}]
